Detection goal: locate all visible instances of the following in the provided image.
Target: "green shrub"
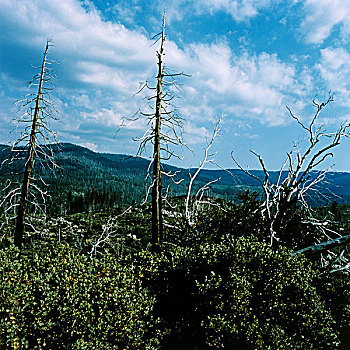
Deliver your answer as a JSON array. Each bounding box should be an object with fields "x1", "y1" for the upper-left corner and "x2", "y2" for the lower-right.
[
  {"x1": 139, "y1": 236, "x2": 339, "y2": 349},
  {"x1": 164, "y1": 191, "x2": 269, "y2": 247},
  {"x1": 0, "y1": 244, "x2": 161, "y2": 349},
  {"x1": 0, "y1": 237, "x2": 343, "y2": 349},
  {"x1": 171, "y1": 191, "x2": 321, "y2": 252},
  {"x1": 314, "y1": 272, "x2": 350, "y2": 349}
]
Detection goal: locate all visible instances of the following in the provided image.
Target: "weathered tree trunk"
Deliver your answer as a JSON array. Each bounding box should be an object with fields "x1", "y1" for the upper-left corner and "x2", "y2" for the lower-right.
[
  {"x1": 151, "y1": 14, "x2": 165, "y2": 251},
  {"x1": 14, "y1": 41, "x2": 49, "y2": 248},
  {"x1": 292, "y1": 233, "x2": 350, "y2": 256}
]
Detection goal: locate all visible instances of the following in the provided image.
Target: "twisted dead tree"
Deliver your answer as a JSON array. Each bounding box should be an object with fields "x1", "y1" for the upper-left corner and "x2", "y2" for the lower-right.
[
  {"x1": 128, "y1": 11, "x2": 188, "y2": 251},
  {"x1": 1, "y1": 40, "x2": 58, "y2": 248},
  {"x1": 232, "y1": 93, "x2": 350, "y2": 272}
]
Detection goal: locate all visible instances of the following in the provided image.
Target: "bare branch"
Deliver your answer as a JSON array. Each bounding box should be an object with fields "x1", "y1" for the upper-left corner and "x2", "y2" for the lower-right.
[
  {"x1": 185, "y1": 116, "x2": 226, "y2": 224},
  {"x1": 232, "y1": 93, "x2": 350, "y2": 272}
]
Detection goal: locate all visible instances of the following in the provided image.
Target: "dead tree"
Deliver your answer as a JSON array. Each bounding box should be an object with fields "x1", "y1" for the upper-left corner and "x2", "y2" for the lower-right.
[
  {"x1": 129, "y1": 11, "x2": 188, "y2": 251},
  {"x1": 152, "y1": 14, "x2": 165, "y2": 249},
  {"x1": 2, "y1": 40, "x2": 58, "y2": 248},
  {"x1": 185, "y1": 116, "x2": 228, "y2": 224},
  {"x1": 232, "y1": 93, "x2": 350, "y2": 272}
]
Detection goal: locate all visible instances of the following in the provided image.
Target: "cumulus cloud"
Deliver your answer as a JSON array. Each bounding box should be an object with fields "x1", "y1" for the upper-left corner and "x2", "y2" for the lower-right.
[
  {"x1": 106, "y1": 0, "x2": 142, "y2": 26},
  {"x1": 165, "y1": 0, "x2": 276, "y2": 23},
  {"x1": 0, "y1": 0, "x2": 154, "y2": 86},
  {"x1": 315, "y1": 47, "x2": 350, "y2": 105},
  {"x1": 183, "y1": 121, "x2": 209, "y2": 145},
  {"x1": 195, "y1": 0, "x2": 271, "y2": 22},
  {"x1": 0, "y1": 0, "x2": 158, "y2": 146},
  {"x1": 299, "y1": 0, "x2": 350, "y2": 44},
  {"x1": 0, "y1": 0, "x2": 316, "y2": 157},
  {"x1": 176, "y1": 42, "x2": 301, "y2": 126}
]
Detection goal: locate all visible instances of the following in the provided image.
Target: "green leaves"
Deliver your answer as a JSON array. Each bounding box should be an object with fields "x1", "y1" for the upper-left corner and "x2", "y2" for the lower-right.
[
  {"x1": 0, "y1": 244, "x2": 160, "y2": 349},
  {"x1": 0, "y1": 200, "x2": 346, "y2": 350},
  {"x1": 136, "y1": 236, "x2": 340, "y2": 349}
]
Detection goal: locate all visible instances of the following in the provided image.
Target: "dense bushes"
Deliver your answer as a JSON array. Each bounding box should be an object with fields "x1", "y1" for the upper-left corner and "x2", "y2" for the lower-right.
[
  {"x1": 0, "y1": 219, "x2": 345, "y2": 349},
  {"x1": 0, "y1": 244, "x2": 160, "y2": 349},
  {"x1": 174, "y1": 191, "x2": 321, "y2": 252},
  {"x1": 138, "y1": 236, "x2": 339, "y2": 349}
]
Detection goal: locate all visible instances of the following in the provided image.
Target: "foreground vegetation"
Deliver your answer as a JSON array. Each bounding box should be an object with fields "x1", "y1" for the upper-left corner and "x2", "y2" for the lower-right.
[{"x1": 0, "y1": 195, "x2": 349, "y2": 349}]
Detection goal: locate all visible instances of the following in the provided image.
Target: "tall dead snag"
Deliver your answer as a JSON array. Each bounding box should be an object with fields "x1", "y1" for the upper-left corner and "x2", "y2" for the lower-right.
[
  {"x1": 3, "y1": 40, "x2": 58, "y2": 248},
  {"x1": 130, "y1": 11, "x2": 188, "y2": 251},
  {"x1": 152, "y1": 14, "x2": 165, "y2": 248},
  {"x1": 232, "y1": 93, "x2": 350, "y2": 272}
]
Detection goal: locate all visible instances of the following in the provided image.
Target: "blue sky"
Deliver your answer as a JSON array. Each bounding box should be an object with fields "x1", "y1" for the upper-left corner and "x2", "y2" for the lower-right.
[{"x1": 0, "y1": 0, "x2": 350, "y2": 171}]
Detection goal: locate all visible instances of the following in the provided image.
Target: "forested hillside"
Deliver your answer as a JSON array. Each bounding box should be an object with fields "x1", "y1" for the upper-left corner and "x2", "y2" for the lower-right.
[{"x1": 1, "y1": 142, "x2": 350, "y2": 216}]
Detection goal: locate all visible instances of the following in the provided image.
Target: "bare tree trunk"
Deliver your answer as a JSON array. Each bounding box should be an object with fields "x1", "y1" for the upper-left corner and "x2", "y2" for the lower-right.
[
  {"x1": 129, "y1": 10, "x2": 187, "y2": 251},
  {"x1": 292, "y1": 233, "x2": 350, "y2": 256},
  {"x1": 14, "y1": 41, "x2": 49, "y2": 247},
  {"x1": 151, "y1": 14, "x2": 165, "y2": 251}
]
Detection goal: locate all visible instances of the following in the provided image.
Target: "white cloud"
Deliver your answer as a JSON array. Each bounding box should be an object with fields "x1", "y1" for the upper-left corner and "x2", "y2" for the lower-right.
[
  {"x1": 315, "y1": 47, "x2": 350, "y2": 105},
  {"x1": 299, "y1": 0, "x2": 350, "y2": 44},
  {"x1": 0, "y1": 0, "x2": 154, "y2": 79},
  {"x1": 183, "y1": 121, "x2": 209, "y2": 145},
  {"x1": 71, "y1": 94, "x2": 92, "y2": 110},
  {"x1": 0, "y1": 0, "x2": 317, "y2": 156},
  {"x1": 79, "y1": 142, "x2": 98, "y2": 151},
  {"x1": 196, "y1": 0, "x2": 270, "y2": 22},
  {"x1": 177, "y1": 42, "x2": 301, "y2": 126},
  {"x1": 106, "y1": 0, "x2": 142, "y2": 25},
  {"x1": 0, "y1": 0, "x2": 159, "y2": 140},
  {"x1": 165, "y1": 0, "x2": 275, "y2": 23},
  {"x1": 77, "y1": 62, "x2": 132, "y2": 92}
]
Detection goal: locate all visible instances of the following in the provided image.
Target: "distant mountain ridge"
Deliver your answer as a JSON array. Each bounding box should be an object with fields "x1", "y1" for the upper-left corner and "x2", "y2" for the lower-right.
[{"x1": 1, "y1": 143, "x2": 350, "y2": 207}]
